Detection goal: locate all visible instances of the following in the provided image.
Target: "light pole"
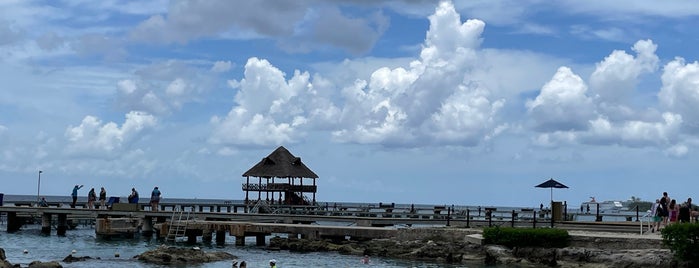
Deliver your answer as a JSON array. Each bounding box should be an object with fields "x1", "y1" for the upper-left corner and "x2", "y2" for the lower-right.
[{"x1": 36, "y1": 170, "x2": 43, "y2": 206}]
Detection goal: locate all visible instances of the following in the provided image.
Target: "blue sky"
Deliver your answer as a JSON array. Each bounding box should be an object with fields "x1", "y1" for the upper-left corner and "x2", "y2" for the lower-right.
[{"x1": 2, "y1": 0, "x2": 699, "y2": 207}]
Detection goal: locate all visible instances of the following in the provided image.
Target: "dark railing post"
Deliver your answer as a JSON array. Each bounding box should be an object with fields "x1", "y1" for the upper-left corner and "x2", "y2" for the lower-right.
[
  {"x1": 488, "y1": 210, "x2": 492, "y2": 227},
  {"x1": 636, "y1": 206, "x2": 640, "y2": 222},
  {"x1": 533, "y1": 210, "x2": 537, "y2": 228},
  {"x1": 563, "y1": 201, "x2": 567, "y2": 221},
  {"x1": 466, "y1": 209, "x2": 470, "y2": 228},
  {"x1": 446, "y1": 206, "x2": 451, "y2": 227},
  {"x1": 511, "y1": 210, "x2": 515, "y2": 227},
  {"x1": 550, "y1": 200, "x2": 554, "y2": 228},
  {"x1": 596, "y1": 203, "x2": 601, "y2": 222}
]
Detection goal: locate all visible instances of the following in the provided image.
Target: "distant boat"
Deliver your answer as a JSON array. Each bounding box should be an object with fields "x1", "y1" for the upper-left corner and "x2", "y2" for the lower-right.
[{"x1": 580, "y1": 200, "x2": 626, "y2": 213}]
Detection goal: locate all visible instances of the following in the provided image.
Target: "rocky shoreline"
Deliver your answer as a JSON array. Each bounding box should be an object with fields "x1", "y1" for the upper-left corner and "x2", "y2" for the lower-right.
[
  {"x1": 0, "y1": 227, "x2": 680, "y2": 267},
  {"x1": 268, "y1": 227, "x2": 679, "y2": 267},
  {"x1": 0, "y1": 245, "x2": 235, "y2": 268}
]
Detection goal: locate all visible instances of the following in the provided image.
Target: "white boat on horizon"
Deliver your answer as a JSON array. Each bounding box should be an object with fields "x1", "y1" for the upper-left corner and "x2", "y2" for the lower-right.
[{"x1": 579, "y1": 200, "x2": 626, "y2": 213}]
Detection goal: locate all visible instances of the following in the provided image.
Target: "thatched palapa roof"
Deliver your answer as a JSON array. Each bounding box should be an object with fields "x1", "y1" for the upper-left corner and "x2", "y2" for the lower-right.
[{"x1": 242, "y1": 146, "x2": 319, "y2": 179}]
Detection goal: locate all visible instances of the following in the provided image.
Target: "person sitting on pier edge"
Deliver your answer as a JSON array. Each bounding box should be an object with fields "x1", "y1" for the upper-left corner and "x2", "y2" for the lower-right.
[
  {"x1": 128, "y1": 188, "x2": 139, "y2": 204},
  {"x1": 150, "y1": 186, "x2": 161, "y2": 211},
  {"x1": 87, "y1": 188, "x2": 97, "y2": 209},
  {"x1": 71, "y1": 184, "x2": 83, "y2": 208},
  {"x1": 39, "y1": 197, "x2": 48, "y2": 207},
  {"x1": 99, "y1": 187, "x2": 107, "y2": 209}
]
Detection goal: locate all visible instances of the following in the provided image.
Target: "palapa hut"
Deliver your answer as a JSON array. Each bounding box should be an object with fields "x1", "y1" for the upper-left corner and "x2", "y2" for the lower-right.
[{"x1": 242, "y1": 146, "x2": 319, "y2": 206}]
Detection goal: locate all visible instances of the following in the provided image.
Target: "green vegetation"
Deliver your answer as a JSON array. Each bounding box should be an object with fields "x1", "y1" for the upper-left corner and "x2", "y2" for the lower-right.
[
  {"x1": 661, "y1": 223, "x2": 699, "y2": 264},
  {"x1": 483, "y1": 227, "x2": 570, "y2": 248},
  {"x1": 626, "y1": 201, "x2": 652, "y2": 212}
]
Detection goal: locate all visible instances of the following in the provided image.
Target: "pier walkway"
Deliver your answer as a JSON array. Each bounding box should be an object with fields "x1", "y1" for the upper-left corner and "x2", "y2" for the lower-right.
[{"x1": 0, "y1": 201, "x2": 652, "y2": 246}]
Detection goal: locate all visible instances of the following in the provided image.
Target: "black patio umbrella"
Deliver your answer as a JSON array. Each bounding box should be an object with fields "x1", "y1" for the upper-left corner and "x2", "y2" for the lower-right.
[{"x1": 535, "y1": 178, "x2": 569, "y2": 202}]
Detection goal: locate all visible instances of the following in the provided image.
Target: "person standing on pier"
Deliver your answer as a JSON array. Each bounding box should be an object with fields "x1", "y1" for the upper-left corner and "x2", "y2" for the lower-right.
[
  {"x1": 99, "y1": 187, "x2": 107, "y2": 209},
  {"x1": 128, "y1": 188, "x2": 139, "y2": 203},
  {"x1": 71, "y1": 184, "x2": 83, "y2": 208},
  {"x1": 150, "y1": 186, "x2": 161, "y2": 211},
  {"x1": 87, "y1": 188, "x2": 97, "y2": 209}
]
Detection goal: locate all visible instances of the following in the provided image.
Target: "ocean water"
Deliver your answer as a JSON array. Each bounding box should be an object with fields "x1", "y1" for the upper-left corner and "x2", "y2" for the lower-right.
[{"x1": 0, "y1": 224, "x2": 520, "y2": 268}]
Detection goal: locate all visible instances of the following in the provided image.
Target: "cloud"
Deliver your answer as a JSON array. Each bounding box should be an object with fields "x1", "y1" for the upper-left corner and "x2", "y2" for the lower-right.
[
  {"x1": 278, "y1": 6, "x2": 389, "y2": 54},
  {"x1": 130, "y1": 1, "x2": 388, "y2": 54},
  {"x1": 210, "y1": 61, "x2": 232, "y2": 73},
  {"x1": 115, "y1": 60, "x2": 219, "y2": 115},
  {"x1": 0, "y1": 20, "x2": 23, "y2": 46},
  {"x1": 332, "y1": 1, "x2": 504, "y2": 147},
  {"x1": 35, "y1": 32, "x2": 65, "y2": 51},
  {"x1": 527, "y1": 39, "x2": 685, "y2": 152},
  {"x1": 589, "y1": 39, "x2": 659, "y2": 113},
  {"x1": 659, "y1": 57, "x2": 699, "y2": 132},
  {"x1": 209, "y1": 57, "x2": 340, "y2": 147},
  {"x1": 72, "y1": 33, "x2": 126, "y2": 60},
  {"x1": 64, "y1": 111, "x2": 157, "y2": 157},
  {"x1": 526, "y1": 66, "x2": 596, "y2": 132},
  {"x1": 582, "y1": 113, "x2": 682, "y2": 147}
]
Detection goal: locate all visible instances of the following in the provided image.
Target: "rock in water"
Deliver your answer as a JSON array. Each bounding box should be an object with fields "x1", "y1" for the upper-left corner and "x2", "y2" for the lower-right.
[
  {"x1": 136, "y1": 245, "x2": 236, "y2": 265},
  {"x1": 27, "y1": 261, "x2": 63, "y2": 268},
  {"x1": 62, "y1": 254, "x2": 93, "y2": 263}
]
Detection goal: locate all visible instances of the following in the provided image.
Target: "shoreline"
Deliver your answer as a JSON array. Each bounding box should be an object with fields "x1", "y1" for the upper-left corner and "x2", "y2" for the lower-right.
[{"x1": 267, "y1": 227, "x2": 676, "y2": 267}]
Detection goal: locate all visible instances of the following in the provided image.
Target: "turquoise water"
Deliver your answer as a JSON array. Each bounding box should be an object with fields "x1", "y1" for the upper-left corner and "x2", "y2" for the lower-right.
[{"x1": 0, "y1": 224, "x2": 507, "y2": 268}]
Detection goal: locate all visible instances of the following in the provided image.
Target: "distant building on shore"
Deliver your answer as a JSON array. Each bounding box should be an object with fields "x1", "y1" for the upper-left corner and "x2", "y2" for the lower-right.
[{"x1": 242, "y1": 146, "x2": 319, "y2": 207}]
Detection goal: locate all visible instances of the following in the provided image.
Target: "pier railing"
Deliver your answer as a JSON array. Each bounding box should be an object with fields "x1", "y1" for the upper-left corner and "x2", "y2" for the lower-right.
[{"x1": 241, "y1": 183, "x2": 317, "y2": 193}]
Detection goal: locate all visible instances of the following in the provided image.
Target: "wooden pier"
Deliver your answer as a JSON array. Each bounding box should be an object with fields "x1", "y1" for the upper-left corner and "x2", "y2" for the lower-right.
[{"x1": 0, "y1": 202, "x2": 651, "y2": 246}]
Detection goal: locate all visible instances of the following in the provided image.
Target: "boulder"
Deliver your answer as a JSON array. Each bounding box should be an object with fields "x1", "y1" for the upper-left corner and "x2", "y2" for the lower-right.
[
  {"x1": 27, "y1": 261, "x2": 62, "y2": 268},
  {"x1": 136, "y1": 245, "x2": 236, "y2": 265},
  {"x1": 62, "y1": 254, "x2": 94, "y2": 263},
  {"x1": 0, "y1": 248, "x2": 13, "y2": 268}
]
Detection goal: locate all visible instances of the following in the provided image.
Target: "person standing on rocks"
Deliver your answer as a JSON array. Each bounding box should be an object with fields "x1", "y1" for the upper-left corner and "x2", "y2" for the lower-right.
[{"x1": 71, "y1": 184, "x2": 83, "y2": 208}]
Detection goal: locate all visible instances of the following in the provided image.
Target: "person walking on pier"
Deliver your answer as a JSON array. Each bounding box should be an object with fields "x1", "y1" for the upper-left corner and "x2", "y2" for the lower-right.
[
  {"x1": 150, "y1": 186, "x2": 161, "y2": 211},
  {"x1": 87, "y1": 188, "x2": 97, "y2": 209},
  {"x1": 99, "y1": 187, "x2": 107, "y2": 209},
  {"x1": 71, "y1": 184, "x2": 83, "y2": 208}
]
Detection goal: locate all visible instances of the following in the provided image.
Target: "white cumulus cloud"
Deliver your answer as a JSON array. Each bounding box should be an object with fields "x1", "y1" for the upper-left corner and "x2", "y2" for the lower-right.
[
  {"x1": 209, "y1": 57, "x2": 339, "y2": 147},
  {"x1": 332, "y1": 1, "x2": 504, "y2": 147},
  {"x1": 64, "y1": 111, "x2": 157, "y2": 156},
  {"x1": 527, "y1": 66, "x2": 596, "y2": 132},
  {"x1": 589, "y1": 39, "x2": 659, "y2": 105},
  {"x1": 659, "y1": 58, "x2": 699, "y2": 132}
]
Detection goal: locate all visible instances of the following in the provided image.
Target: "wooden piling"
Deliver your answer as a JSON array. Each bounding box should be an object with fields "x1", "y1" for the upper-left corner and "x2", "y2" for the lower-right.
[
  {"x1": 255, "y1": 234, "x2": 265, "y2": 246},
  {"x1": 41, "y1": 213, "x2": 52, "y2": 234},
  {"x1": 215, "y1": 230, "x2": 226, "y2": 245},
  {"x1": 57, "y1": 214, "x2": 68, "y2": 236}
]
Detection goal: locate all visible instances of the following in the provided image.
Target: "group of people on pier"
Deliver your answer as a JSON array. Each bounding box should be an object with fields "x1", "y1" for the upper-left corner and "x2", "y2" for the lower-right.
[
  {"x1": 650, "y1": 191, "x2": 698, "y2": 233},
  {"x1": 64, "y1": 185, "x2": 161, "y2": 210}
]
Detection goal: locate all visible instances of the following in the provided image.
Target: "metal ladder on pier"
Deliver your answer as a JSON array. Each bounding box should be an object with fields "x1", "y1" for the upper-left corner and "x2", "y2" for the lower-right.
[{"x1": 166, "y1": 207, "x2": 191, "y2": 242}]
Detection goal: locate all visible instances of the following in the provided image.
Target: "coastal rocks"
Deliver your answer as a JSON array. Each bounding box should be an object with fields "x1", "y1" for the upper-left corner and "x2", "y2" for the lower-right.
[
  {"x1": 488, "y1": 246, "x2": 677, "y2": 268},
  {"x1": 27, "y1": 261, "x2": 62, "y2": 268},
  {"x1": 268, "y1": 228, "x2": 682, "y2": 267},
  {"x1": 62, "y1": 254, "x2": 94, "y2": 263},
  {"x1": 0, "y1": 248, "x2": 13, "y2": 268},
  {"x1": 136, "y1": 245, "x2": 236, "y2": 265},
  {"x1": 269, "y1": 234, "x2": 481, "y2": 263}
]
